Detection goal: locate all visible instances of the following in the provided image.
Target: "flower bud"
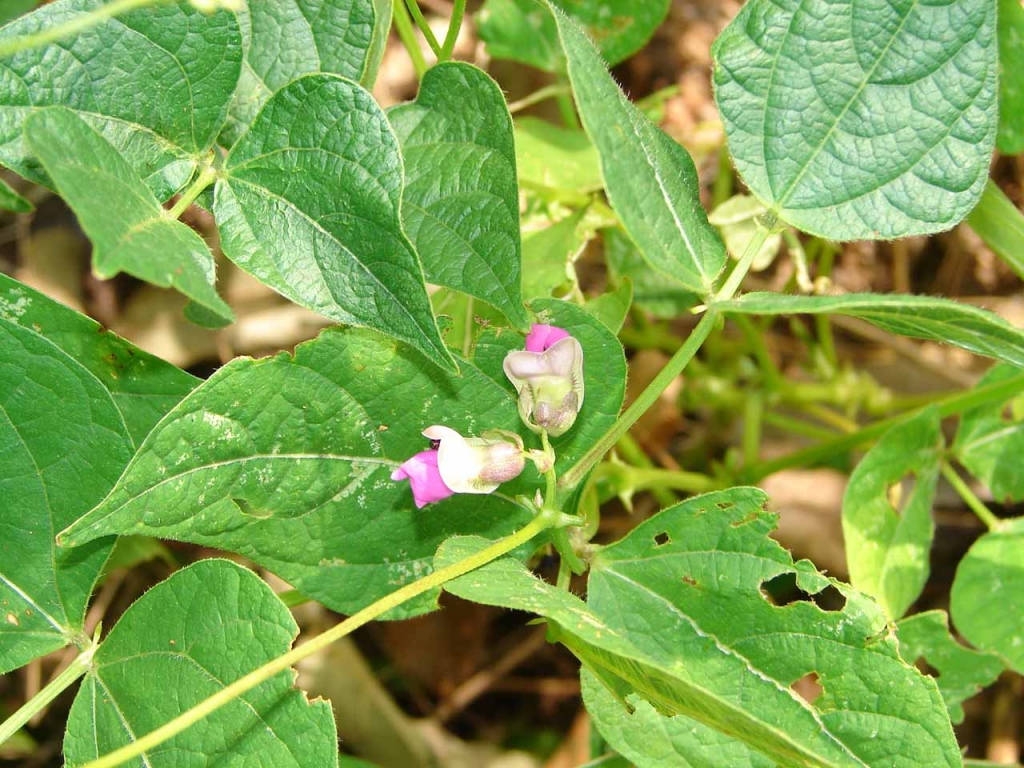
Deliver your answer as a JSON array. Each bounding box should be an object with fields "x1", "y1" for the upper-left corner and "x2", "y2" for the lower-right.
[
  {"x1": 421, "y1": 426, "x2": 526, "y2": 494},
  {"x1": 503, "y1": 325, "x2": 584, "y2": 437},
  {"x1": 390, "y1": 450, "x2": 454, "y2": 509}
]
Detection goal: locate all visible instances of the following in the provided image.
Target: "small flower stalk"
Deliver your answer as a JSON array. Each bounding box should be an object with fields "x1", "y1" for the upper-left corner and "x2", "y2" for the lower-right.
[
  {"x1": 503, "y1": 324, "x2": 584, "y2": 437},
  {"x1": 392, "y1": 426, "x2": 526, "y2": 507}
]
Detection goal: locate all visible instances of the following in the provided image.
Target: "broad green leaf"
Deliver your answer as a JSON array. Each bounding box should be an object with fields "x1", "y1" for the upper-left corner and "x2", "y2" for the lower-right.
[
  {"x1": 430, "y1": 287, "x2": 507, "y2": 356},
  {"x1": 0, "y1": 0, "x2": 242, "y2": 200},
  {"x1": 998, "y1": 0, "x2": 1024, "y2": 154},
  {"x1": 897, "y1": 609, "x2": 1004, "y2": 724},
  {"x1": 712, "y1": 0, "x2": 997, "y2": 239},
  {"x1": 477, "y1": 0, "x2": 669, "y2": 71},
  {"x1": 515, "y1": 117, "x2": 602, "y2": 195},
  {"x1": 0, "y1": 318, "x2": 132, "y2": 674},
  {"x1": 0, "y1": 0, "x2": 37, "y2": 25},
  {"x1": 223, "y1": 0, "x2": 390, "y2": 146},
  {"x1": 60, "y1": 300, "x2": 623, "y2": 618},
  {"x1": 214, "y1": 74, "x2": 454, "y2": 371},
  {"x1": 583, "y1": 669, "x2": 774, "y2": 768},
  {"x1": 966, "y1": 180, "x2": 1024, "y2": 284},
  {"x1": 603, "y1": 226, "x2": 698, "y2": 317},
  {"x1": 0, "y1": 274, "x2": 197, "y2": 446},
  {"x1": 26, "y1": 108, "x2": 234, "y2": 323},
  {"x1": 951, "y1": 517, "x2": 1024, "y2": 673},
  {"x1": 954, "y1": 363, "x2": 1024, "y2": 502},
  {"x1": 389, "y1": 63, "x2": 528, "y2": 328},
  {"x1": 64, "y1": 559, "x2": 339, "y2": 767},
  {"x1": 442, "y1": 488, "x2": 959, "y2": 767},
  {"x1": 842, "y1": 407, "x2": 943, "y2": 620},
  {"x1": 585, "y1": 278, "x2": 632, "y2": 334},
  {"x1": 0, "y1": 175, "x2": 29, "y2": 212},
  {"x1": 521, "y1": 208, "x2": 590, "y2": 301},
  {"x1": 553, "y1": 6, "x2": 726, "y2": 296},
  {"x1": 719, "y1": 292, "x2": 1024, "y2": 368},
  {"x1": 708, "y1": 195, "x2": 782, "y2": 272}
]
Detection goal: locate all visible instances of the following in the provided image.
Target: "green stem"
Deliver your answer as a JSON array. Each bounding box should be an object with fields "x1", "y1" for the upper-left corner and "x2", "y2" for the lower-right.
[
  {"x1": 276, "y1": 589, "x2": 310, "y2": 609},
  {"x1": 741, "y1": 370, "x2": 1024, "y2": 482},
  {"x1": 615, "y1": 433, "x2": 676, "y2": 506},
  {"x1": 402, "y1": 0, "x2": 442, "y2": 57},
  {"x1": 0, "y1": 646, "x2": 95, "y2": 746},
  {"x1": 559, "y1": 309, "x2": 719, "y2": 490},
  {"x1": 392, "y1": 0, "x2": 428, "y2": 79},
  {"x1": 625, "y1": 466, "x2": 716, "y2": 494},
  {"x1": 167, "y1": 164, "x2": 217, "y2": 220},
  {"x1": 714, "y1": 212, "x2": 779, "y2": 302},
  {"x1": 0, "y1": 0, "x2": 166, "y2": 57},
  {"x1": 733, "y1": 314, "x2": 782, "y2": 388},
  {"x1": 743, "y1": 393, "x2": 763, "y2": 467},
  {"x1": 555, "y1": 87, "x2": 581, "y2": 129},
  {"x1": 941, "y1": 462, "x2": 1001, "y2": 531},
  {"x1": 762, "y1": 411, "x2": 837, "y2": 441},
  {"x1": 439, "y1": 0, "x2": 466, "y2": 60},
  {"x1": 507, "y1": 83, "x2": 572, "y2": 114},
  {"x1": 81, "y1": 514, "x2": 554, "y2": 768}
]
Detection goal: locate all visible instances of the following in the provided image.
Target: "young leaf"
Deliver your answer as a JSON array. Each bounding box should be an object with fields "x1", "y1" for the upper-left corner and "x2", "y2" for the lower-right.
[
  {"x1": 842, "y1": 408, "x2": 943, "y2": 620},
  {"x1": 552, "y1": 5, "x2": 726, "y2": 296},
  {"x1": 441, "y1": 488, "x2": 960, "y2": 767},
  {"x1": 954, "y1": 363, "x2": 1024, "y2": 502},
  {"x1": 521, "y1": 208, "x2": 590, "y2": 301},
  {"x1": 966, "y1": 180, "x2": 1024, "y2": 281},
  {"x1": 718, "y1": 292, "x2": 1024, "y2": 368},
  {"x1": 64, "y1": 559, "x2": 339, "y2": 767},
  {"x1": 582, "y1": 669, "x2": 775, "y2": 768},
  {"x1": 897, "y1": 610, "x2": 1004, "y2": 724},
  {"x1": 585, "y1": 278, "x2": 632, "y2": 334},
  {"x1": 389, "y1": 63, "x2": 529, "y2": 329},
  {"x1": 0, "y1": 318, "x2": 132, "y2": 674},
  {"x1": 223, "y1": 0, "x2": 391, "y2": 145},
  {"x1": 951, "y1": 518, "x2": 1024, "y2": 673},
  {"x1": 25, "y1": 108, "x2": 234, "y2": 324},
  {"x1": 515, "y1": 117, "x2": 602, "y2": 196},
  {"x1": 998, "y1": 0, "x2": 1024, "y2": 154},
  {"x1": 0, "y1": 274, "x2": 197, "y2": 446},
  {"x1": 604, "y1": 226, "x2": 699, "y2": 317},
  {"x1": 477, "y1": 0, "x2": 670, "y2": 71},
  {"x1": 713, "y1": 0, "x2": 997, "y2": 239},
  {"x1": 0, "y1": 176, "x2": 30, "y2": 212},
  {"x1": 214, "y1": 74, "x2": 454, "y2": 371},
  {"x1": 0, "y1": 0, "x2": 242, "y2": 200}
]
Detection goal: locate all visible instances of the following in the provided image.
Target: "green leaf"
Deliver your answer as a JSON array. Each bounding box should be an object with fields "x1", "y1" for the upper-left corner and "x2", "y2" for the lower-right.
[
  {"x1": 585, "y1": 278, "x2": 632, "y2": 334},
  {"x1": 0, "y1": 0, "x2": 38, "y2": 25},
  {"x1": 583, "y1": 669, "x2": 774, "y2": 768},
  {"x1": 442, "y1": 488, "x2": 960, "y2": 767},
  {"x1": 0, "y1": 0, "x2": 242, "y2": 200},
  {"x1": 477, "y1": 0, "x2": 670, "y2": 71},
  {"x1": 60, "y1": 300, "x2": 623, "y2": 618},
  {"x1": 712, "y1": 0, "x2": 997, "y2": 239},
  {"x1": 389, "y1": 62, "x2": 528, "y2": 328},
  {"x1": 214, "y1": 74, "x2": 454, "y2": 371},
  {"x1": 954, "y1": 363, "x2": 1024, "y2": 502},
  {"x1": 64, "y1": 559, "x2": 339, "y2": 767},
  {"x1": 719, "y1": 292, "x2": 1024, "y2": 368},
  {"x1": 603, "y1": 226, "x2": 698, "y2": 317},
  {"x1": 966, "y1": 179, "x2": 1024, "y2": 281},
  {"x1": 0, "y1": 175, "x2": 30, "y2": 212},
  {"x1": 842, "y1": 407, "x2": 943, "y2": 620},
  {"x1": 0, "y1": 317, "x2": 132, "y2": 674},
  {"x1": 951, "y1": 517, "x2": 1024, "y2": 673},
  {"x1": 708, "y1": 195, "x2": 782, "y2": 272},
  {"x1": 515, "y1": 117, "x2": 602, "y2": 195},
  {"x1": 0, "y1": 273, "x2": 197, "y2": 446},
  {"x1": 896, "y1": 609, "x2": 1004, "y2": 724},
  {"x1": 222, "y1": 0, "x2": 391, "y2": 146},
  {"x1": 553, "y1": 6, "x2": 726, "y2": 296},
  {"x1": 521, "y1": 208, "x2": 590, "y2": 301},
  {"x1": 998, "y1": 0, "x2": 1024, "y2": 154},
  {"x1": 25, "y1": 108, "x2": 234, "y2": 323}
]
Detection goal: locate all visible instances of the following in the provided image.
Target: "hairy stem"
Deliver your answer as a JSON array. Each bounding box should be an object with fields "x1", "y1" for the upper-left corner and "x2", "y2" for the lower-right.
[
  {"x1": 507, "y1": 83, "x2": 572, "y2": 114},
  {"x1": 166, "y1": 163, "x2": 217, "y2": 220},
  {"x1": 392, "y1": 0, "x2": 428, "y2": 79},
  {"x1": 0, "y1": 0, "x2": 167, "y2": 57},
  {"x1": 403, "y1": 0, "x2": 442, "y2": 57},
  {"x1": 941, "y1": 462, "x2": 1001, "y2": 531},
  {"x1": 439, "y1": 0, "x2": 466, "y2": 60},
  {"x1": 81, "y1": 514, "x2": 554, "y2": 768},
  {"x1": 0, "y1": 646, "x2": 94, "y2": 747}
]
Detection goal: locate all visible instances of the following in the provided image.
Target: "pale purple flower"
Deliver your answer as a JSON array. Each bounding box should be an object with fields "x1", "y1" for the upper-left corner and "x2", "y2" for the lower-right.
[
  {"x1": 391, "y1": 450, "x2": 454, "y2": 508},
  {"x1": 422, "y1": 425, "x2": 525, "y2": 493},
  {"x1": 525, "y1": 324, "x2": 570, "y2": 353}
]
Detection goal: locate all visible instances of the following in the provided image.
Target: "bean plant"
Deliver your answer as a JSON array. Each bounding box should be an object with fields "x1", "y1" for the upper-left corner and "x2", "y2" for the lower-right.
[{"x1": 0, "y1": 0, "x2": 1022, "y2": 766}]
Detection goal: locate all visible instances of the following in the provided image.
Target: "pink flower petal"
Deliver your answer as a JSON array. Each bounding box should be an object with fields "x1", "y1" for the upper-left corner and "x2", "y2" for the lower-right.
[
  {"x1": 391, "y1": 450, "x2": 454, "y2": 508},
  {"x1": 525, "y1": 324, "x2": 570, "y2": 353}
]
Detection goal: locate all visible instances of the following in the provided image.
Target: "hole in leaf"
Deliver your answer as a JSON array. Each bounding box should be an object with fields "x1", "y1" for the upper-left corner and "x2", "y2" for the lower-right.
[
  {"x1": 730, "y1": 511, "x2": 760, "y2": 528},
  {"x1": 682, "y1": 575, "x2": 698, "y2": 587},
  {"x1": 791, "y1": 672, "x2": 823, "y2": 705},
  {"x1": 914, "y1": 657, "x2": 941, "y2": 680},
  {"x1": 716, "y1": 501, "x2": 735, "y2": 510},
  {"x1": 654, "y1": 532, "x2": 671, "y2": 547},
  {"x1": 759, "y1": 573, "x2": 846, "y2": 611},
  {"x1": 886, "y1": 474, "x2": 917, "y2": 517}
]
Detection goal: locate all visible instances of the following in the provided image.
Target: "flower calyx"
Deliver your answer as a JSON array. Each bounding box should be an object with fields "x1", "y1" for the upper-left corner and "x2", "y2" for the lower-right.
[{"x1": 503, "y1": 324, "x2": 584, "y2": 437}]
